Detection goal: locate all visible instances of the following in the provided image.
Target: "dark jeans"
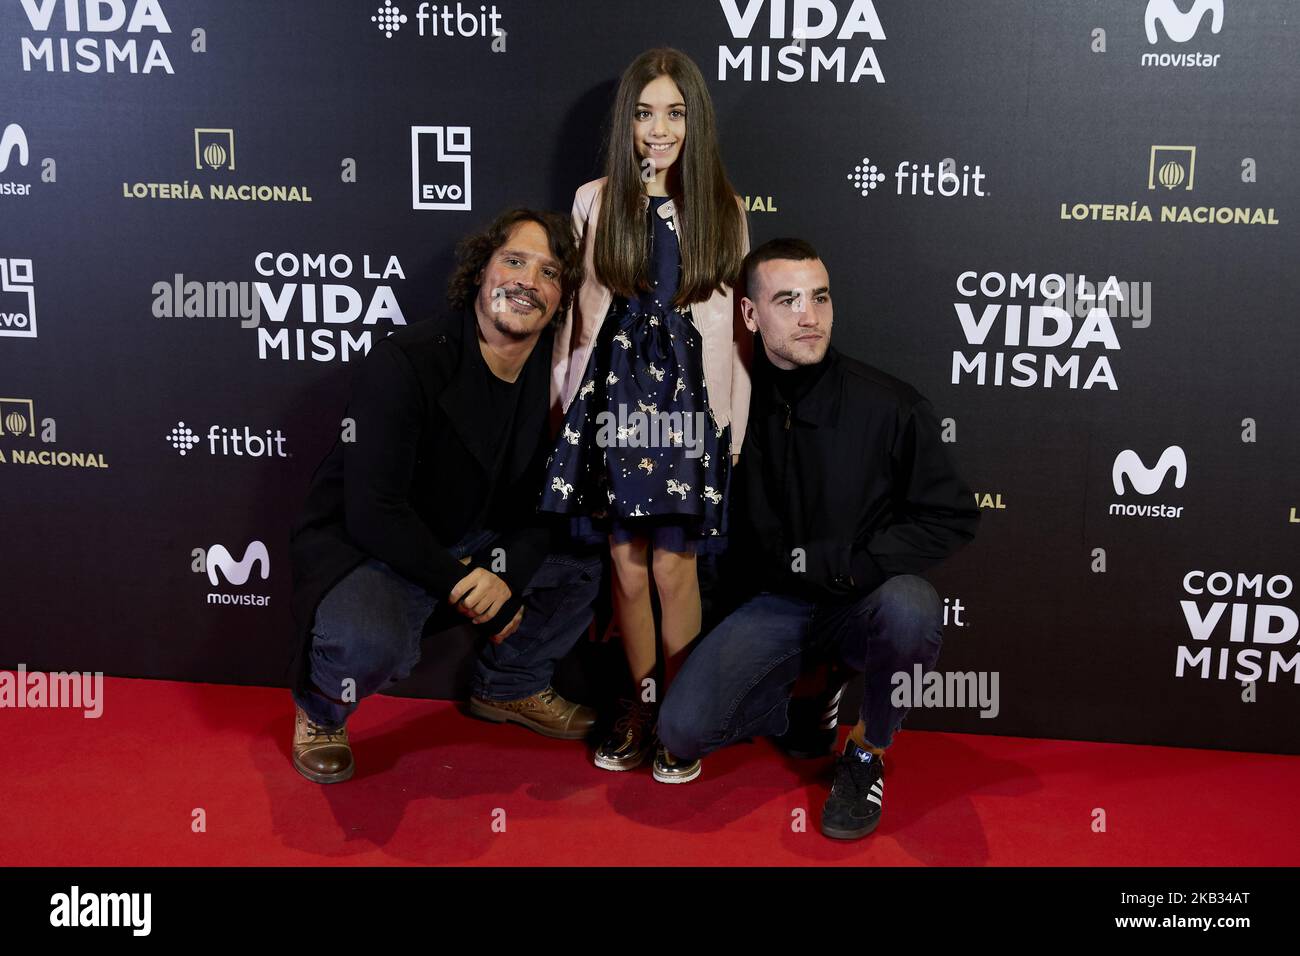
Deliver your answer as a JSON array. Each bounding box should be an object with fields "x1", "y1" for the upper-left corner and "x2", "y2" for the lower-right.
[
  {"x1": 293, "y1": 529, "x2": 602, "y2": 728},
  {"x1": 658, "y1": 575, "x2": 944, "y2": 758}
]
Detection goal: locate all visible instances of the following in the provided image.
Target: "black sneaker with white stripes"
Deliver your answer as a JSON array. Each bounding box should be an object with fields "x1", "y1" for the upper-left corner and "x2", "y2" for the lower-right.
[
  {"x1": 820, "y1": 739, "x2": 884, "y2": 840},
  {"x1": 773, "y1": 675, "x2": 847, "y2": 760}
]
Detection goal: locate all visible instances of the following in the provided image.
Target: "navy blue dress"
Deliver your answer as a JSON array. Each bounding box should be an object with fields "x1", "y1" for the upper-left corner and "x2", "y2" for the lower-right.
[{"x1": 540, "y1": 195, "x2": 729, "y2": 554}]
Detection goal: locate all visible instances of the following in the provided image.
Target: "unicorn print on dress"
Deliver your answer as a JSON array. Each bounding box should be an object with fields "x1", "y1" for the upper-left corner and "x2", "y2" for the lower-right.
[{"x1": 550, "y1": 477, "x2": 574, "y2": 500}]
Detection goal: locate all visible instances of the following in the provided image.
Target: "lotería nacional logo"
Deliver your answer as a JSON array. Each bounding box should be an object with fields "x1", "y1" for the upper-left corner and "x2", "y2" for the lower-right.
[
  {"x1": 1108, "y1": 445, "x2": 1186, "y2": 518},
  {"x1": 18, "y1": 0, "x2": 193, "y2": 75},
  {"x1": 412, "y1": 126, "x2": 471, "y2": 210},
  {"x1": 194, "y1": 128, "x2": 234, "y2": 171},
  {"x1": 847, "y1": 154, "x2": 987, "y2": 203},
  {"x1": 717, "y1": 0, "x2": 887, "y2": 83},
  {"x1": 0, "y1": 396, "x2": 109, "y2": 469},
  {"x1": 165, "y1": 421, "x2": 289, "y2": 459},
  {"x1": 0, "y1": 258, "x2": 37, "y2": 338},
  {"x1": 949, "y1": 270, "x2": 1138, "y2": 391},
  {"x1": 1177, "y1": 570, "x2": 1298, "y2": 685},
  {"x1": 193, "y1": 540, "x2": 271, "y2": 607},
  {"x1": 1148, "y1": 145, "x2": 1195, "y2": 192},
  {"x1": 1143, "y1": 0, "x2": 1224, "y2": 69},
  {"x1": 0, "y1": 397, "x2": 36, "y2": 438},
  {"x1": 121, "y1": 128, "x2": 313, "y2": 204},
  {"x1": 250, "y1": 251, "x2": 408, "y2": 362},
  {"x1": 1059, "y1": 145, "x2": 1279, "y2": 226}
]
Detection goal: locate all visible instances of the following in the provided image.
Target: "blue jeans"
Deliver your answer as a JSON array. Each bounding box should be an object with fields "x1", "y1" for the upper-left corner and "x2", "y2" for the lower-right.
[
  {"x1": 658, "y1": 575, "x2": 944, "y2": 757},
  {"x1": 292, "y1": 529, "x2": 602, "y2": 728}
]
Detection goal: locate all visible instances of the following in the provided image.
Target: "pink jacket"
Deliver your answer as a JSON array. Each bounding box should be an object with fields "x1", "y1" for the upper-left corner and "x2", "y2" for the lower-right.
[{"x1": 550, "y1": 177, "x2": 752, "y2": 455}]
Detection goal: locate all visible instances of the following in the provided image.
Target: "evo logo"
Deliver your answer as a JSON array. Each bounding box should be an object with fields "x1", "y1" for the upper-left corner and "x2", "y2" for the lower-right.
[
  {"x1": 0, "y1": 258, "x2": 37, "y2": 337},
  {"x1": 1109, "y1": 445, "x2": 1186, "y2": 519},
  {"x1": 412, "y1": 125, "x2": 470, "y2": 210}
]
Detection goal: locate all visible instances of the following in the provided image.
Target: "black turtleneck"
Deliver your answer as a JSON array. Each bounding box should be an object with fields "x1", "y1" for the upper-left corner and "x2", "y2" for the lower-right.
[{"x1": 768, "y1": 350, "x2": 831, "y2": 406}]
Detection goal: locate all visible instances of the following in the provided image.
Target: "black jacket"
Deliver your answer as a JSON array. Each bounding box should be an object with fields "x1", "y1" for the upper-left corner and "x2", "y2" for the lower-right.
[
  {"x1": 286, "y1": 307, "x2": 556, "y2": 688},
  {"x1": 727, "y1": 342, "x2": 979, "y2": 604}
]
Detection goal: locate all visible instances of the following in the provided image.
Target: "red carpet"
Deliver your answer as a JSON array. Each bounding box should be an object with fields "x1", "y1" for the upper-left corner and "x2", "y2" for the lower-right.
[{"x1": 3, "y1": 675, "x2": 1297, "y2": 867}]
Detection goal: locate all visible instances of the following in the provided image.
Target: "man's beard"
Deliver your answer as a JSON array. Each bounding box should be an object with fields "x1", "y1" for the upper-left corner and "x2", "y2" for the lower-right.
[
  {"x1": 490, "y1": 313, "x2": 536, "y2": 341},
  {"x1": 489, "y1": 286, "x2": 544, "y2": 340}
]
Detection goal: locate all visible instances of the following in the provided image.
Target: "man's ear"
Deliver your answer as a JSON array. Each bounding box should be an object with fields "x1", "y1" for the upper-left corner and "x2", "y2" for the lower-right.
[{"x1": 740, "y1": 297, "x2": 759, "y2": 334}]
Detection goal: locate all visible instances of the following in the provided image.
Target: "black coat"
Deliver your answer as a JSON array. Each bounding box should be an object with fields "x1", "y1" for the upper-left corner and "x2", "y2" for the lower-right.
[
  {"x1": 286, "y1": 306, "x2": 556, "y2": 690},
  {"x1": 727, "y1": 342, "x2": 980, "y2": 604}
]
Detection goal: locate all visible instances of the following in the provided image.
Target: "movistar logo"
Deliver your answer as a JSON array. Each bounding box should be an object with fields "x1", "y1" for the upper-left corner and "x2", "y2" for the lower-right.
[
  {"x1": 0, "y1": 124, "x2": 29, "y2": 172},
  {"x1": 206, "y1": 541, "x2": 269, "y2": 586},
  {"x1": 1113, "y1": 446, "x2": 1187, "y2": 496},
  {"x1": 1145, "y1": 0, "x2": 1223, "y2": 44}
]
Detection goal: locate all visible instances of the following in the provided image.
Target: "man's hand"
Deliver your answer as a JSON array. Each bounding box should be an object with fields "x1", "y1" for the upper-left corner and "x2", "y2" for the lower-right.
[
  {"x1": 490, "y1": 607, "x2": 524, "y2": 645},
  {"x1": 449, "y1": 568, "x2": 512, "y2": 625}
]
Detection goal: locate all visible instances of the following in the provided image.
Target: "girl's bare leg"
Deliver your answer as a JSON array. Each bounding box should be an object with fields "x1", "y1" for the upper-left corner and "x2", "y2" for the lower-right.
[{"x1": 609, "y1": 536, "x2": 657, "y2": 696}]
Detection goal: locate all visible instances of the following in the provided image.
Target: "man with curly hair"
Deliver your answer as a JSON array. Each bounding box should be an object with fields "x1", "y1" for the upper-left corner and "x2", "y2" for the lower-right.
[{"x1": 286, "y1": 208, "x2": 602, "y2": 784}]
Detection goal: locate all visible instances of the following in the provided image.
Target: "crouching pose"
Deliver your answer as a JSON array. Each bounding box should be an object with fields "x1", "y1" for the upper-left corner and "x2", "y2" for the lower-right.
[
  {"x1": 658, "y1": 238, "x2": 980, "y2": 837},
  {"x1": 287, "y1": 208, "x2": 602, "y2": 783}
]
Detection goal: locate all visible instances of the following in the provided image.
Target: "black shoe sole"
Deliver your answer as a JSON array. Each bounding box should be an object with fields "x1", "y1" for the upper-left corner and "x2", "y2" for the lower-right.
[{"x1": 821, "y1": 815, "x2": 881, "y2": 840}]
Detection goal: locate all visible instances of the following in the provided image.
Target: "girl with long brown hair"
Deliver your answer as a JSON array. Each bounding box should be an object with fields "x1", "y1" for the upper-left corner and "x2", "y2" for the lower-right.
[{"x1": 541, "y1": 47, "x2": 751, "y2": 783}]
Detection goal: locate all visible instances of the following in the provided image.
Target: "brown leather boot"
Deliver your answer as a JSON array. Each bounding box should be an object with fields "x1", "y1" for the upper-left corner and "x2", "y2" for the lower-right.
[
  {"x1": 292, "y1": 704, "x2": 354, "y2": 783},
  {"x1": 468, "y1": 686, "x2": 596, "y2": 740}
]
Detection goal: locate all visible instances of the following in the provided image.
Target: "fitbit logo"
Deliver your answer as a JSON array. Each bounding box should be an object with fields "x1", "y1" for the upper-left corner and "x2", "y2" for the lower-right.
[
  {"x1": 847, "y1": 155, "x2": 987, "y2": 201},
  {"x1": 166, "y1": 421, "x2": 289, "y2": 458},
  {"x1": 1109, "y1": 445, "x2": 1186, "y2": 519}
]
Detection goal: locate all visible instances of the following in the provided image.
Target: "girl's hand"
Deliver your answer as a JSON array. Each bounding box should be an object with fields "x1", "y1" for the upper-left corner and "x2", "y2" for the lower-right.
[
  {"x1": 449, "y1": 568, "x2": 512, "y2": 624},
  {"x1": 491, "y1": 607, "x2": 525, "y2": 644}
]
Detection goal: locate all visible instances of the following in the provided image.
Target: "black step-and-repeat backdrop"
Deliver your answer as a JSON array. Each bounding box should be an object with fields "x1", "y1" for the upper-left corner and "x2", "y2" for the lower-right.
[{"x1": 2, "y1": 1, "x2": 1296, "y2": 754}]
